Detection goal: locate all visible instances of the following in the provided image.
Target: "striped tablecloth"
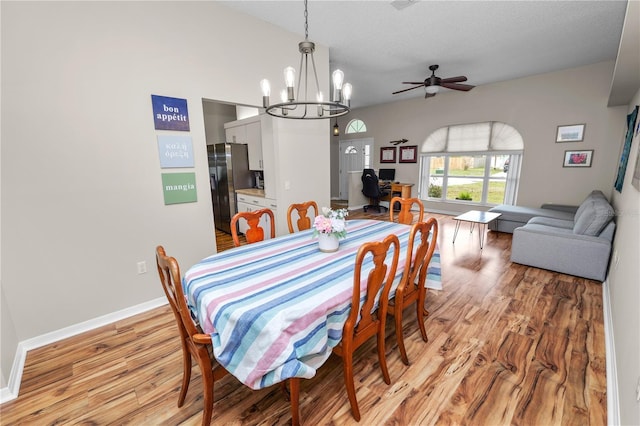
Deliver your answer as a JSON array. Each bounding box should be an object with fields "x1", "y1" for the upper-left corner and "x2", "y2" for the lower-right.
[{"x1": 183, "y1": 219, "x2": 441, "y2": 390}]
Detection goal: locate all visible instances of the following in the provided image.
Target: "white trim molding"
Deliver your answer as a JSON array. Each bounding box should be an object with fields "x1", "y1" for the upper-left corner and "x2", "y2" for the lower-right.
[
  {"x1": 602, "y1": 280, "x2": 619, "y2": 426},
  {"x1": 0, "y1": 297, "x2": 167, "y2": 404}
]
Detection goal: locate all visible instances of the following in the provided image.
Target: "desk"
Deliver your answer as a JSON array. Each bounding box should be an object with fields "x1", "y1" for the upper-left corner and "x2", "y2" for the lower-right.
[
  {"x1": 380, "y1": 182, "x2": 413, "y2": 201},
  {"x1": 183, "y1": 219, "x2": 441, "y2": 391}
]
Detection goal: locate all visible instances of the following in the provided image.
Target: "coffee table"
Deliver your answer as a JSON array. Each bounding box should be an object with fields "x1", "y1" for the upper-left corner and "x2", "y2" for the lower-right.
[{"x1": 452, "y1": 210, "x2": 502, "y2": 249}]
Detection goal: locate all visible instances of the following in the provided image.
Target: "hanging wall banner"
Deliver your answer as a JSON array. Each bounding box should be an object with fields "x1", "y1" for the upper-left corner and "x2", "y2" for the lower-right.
[
  {"x1": 157, "y1": 135, "x2": 194, "y2": 168},
  {"x1": 162, "y1": 172, "x2": 197, "y2": 205},
  {"x1": 151, "y1": 94, "x2": 190, "y2": 131}
]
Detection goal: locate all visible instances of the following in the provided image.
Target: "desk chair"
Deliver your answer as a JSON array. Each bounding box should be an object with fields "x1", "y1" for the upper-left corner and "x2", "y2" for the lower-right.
[
  {"x1": 332, "y1": 234, "x2": 400, "y2": 421},
  {"x1": 230, "y1": 208, "x2": 275, "y2": 247},
  {"x1": 389, "y1": 197, "x2": 424, "y2": 225},
  {"x1": 361, "y1": 169, "x2": 389, "y2": 213},
  {"x1": 287, "y1": 201, "x2": 319, "y2": 233},
  {"x1": 155, "y1": 246, "x2": 229, "y2": 425},
  {"x1": 387, "y1": 218, "x2": 439, "y2": 365}
]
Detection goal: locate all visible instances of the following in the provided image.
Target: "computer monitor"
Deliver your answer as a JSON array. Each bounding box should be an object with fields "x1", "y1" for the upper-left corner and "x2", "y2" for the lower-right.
[{"x1": 378, "y1": 168, "x2": 395, "y2": 182}]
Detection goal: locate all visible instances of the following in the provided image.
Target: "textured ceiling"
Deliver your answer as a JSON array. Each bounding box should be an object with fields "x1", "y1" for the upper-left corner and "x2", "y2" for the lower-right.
[{"x1": 220, "y1": 0, "x2": 628, "y2": 109}]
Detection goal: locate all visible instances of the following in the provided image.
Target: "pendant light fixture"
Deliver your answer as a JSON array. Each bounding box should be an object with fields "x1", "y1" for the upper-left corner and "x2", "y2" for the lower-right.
[
  {"x1": 333, "y1": 118, "x2": 340, "y2": 136},
  {"x1": 260, "y1": 0, "x2": 352, "y2": 119}
]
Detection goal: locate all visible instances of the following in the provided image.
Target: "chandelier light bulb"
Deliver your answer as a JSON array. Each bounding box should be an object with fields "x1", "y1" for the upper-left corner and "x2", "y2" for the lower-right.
[
  {"x1": 332, "y1": 69, "x2": 344, "y2": 90},
  {"x1": 284, "y1": 67, "x2": 296, "y2": 88},
  {"x1": 260, "y1": 79, "x2": 271, "y2": 108},
  {"x1": 317, "y1": 92, "x2": 324, "y2": 116},
  {"x1": 260, "y1": 79, "x2": 271, "y2": 96},
  {"x1": 343, "y1": 83, "x2": 353, "y2": 102}
]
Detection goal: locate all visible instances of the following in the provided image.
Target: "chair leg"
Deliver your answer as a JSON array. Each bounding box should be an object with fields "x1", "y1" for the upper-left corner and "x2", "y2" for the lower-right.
[
  {"x1": 178, "y1": 340, "x2": 192, "y2": 406},
  {"x1": 377, "y1": 322, "x2": 391, "y2": 384},
  {"x1": 289, "y1": 378, "x2": 301, "y2": 426},
  {"x1": 195, "y1": 351, "x2": 214, "y2": 426},
  {"x1": 395, "y1": 309, "x2": 410, "y2": 366},
  {"x1": 417, "y1": 289, "x2": 429, "y2": 343},
  {"x1": 341, "y1": 352, "x2": 361, "y2": 421}
]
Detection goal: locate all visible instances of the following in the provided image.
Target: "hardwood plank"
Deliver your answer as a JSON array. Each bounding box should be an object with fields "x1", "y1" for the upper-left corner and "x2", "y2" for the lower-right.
[{"x1": 0, "y1": 206, "x2": 607, "y2": 425}]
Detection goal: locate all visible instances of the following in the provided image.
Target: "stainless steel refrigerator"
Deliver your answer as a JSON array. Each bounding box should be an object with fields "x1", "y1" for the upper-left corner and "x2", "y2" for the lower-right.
[{"x1": 208, "y1": 143, "x2": 253, "y2": 234}]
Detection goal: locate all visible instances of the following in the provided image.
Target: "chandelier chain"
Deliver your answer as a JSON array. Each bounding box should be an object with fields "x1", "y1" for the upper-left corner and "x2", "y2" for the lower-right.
[{"x1": 304, "y1": 0, "x2": 309, "y2": 40}]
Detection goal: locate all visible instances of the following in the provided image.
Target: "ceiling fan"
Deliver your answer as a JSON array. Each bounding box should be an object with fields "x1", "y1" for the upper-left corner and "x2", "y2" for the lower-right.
[{"x1": 392, "y1": 64, "x2": 475, "y2": 98}]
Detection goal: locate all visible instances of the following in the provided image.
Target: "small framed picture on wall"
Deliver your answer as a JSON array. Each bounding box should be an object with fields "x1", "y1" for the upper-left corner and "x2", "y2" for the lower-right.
[
  {"x1": 399, "y1": 145, "x2": 418, "y2": 163},
  {"x1": 380, "y1": 147, "x2": 396, "y2": 163},
  {"x1": 563, "y1": 150, "x2": 593, "y2": 167},
  {"x1": 556, "y1": 124, "x2": 585, "y2": 142}
]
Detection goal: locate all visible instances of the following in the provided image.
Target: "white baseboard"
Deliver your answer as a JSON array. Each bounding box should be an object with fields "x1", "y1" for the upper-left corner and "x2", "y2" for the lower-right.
[
  {"x1": 602, "y1": 279, "x2": 619, "y2": 426},
  {"x1": 0, "y1": 297, "x2": 167, "y2": 404}
]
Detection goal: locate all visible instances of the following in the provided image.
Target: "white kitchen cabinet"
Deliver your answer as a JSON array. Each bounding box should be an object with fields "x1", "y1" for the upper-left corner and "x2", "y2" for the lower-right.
[
  {"x1": 245, "y1": 120, "x2": 263, "y2": 170},
  {"x1": 224, "y1": 116, "x2": 263, "y2": 171},
  {"x1": 224, "y1": 124, "x2": 245, "y2": 144}
]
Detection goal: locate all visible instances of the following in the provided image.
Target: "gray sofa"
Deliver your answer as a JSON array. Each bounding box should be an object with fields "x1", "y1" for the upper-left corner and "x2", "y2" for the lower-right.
[{"x1": 489, "y1": 190, "x2": 616, "y2": 281}]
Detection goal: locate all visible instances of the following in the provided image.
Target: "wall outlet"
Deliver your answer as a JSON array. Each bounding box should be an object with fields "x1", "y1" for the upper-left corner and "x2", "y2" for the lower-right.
[
  {"x1": 614, "y1": 250, "x2": 620, "y2": 269},
  {"x1": 137, "y1": 261, "x2": 147, "y2": 274},
  {"x1": 636, "y1": 376, "x2": 640, "y2": 402}
]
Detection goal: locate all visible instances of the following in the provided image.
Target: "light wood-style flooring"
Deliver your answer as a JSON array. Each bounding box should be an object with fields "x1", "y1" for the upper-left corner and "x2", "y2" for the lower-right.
[{"x1": 1, "y1": 205, "x2": 606, "y2": 425}]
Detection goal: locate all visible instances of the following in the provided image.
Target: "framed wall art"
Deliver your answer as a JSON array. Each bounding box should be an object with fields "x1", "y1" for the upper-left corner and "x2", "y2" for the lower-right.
[
  {"x1": 563, "y1": 150, "x2": 593, "y2": 168},
  {"x1": 556, "y1": 124, "x2": 585, "y2": 142},
  {"x1": 399, "y1": 145, "x2": 418, "y2": 163},
  {"x1": 380, "y1": 147, "x2": 396, "y2": 163}
]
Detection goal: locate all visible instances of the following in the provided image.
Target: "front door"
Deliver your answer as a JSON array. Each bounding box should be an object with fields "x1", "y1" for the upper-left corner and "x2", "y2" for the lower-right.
[{"x1": 338, "y1": 138, "x2": 373, "y2": 199}]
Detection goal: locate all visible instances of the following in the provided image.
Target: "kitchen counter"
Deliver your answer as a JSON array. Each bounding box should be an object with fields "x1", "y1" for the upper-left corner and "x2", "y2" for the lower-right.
[{"x1": 236, "y1": 188, "x2": 265, "y2": 197}]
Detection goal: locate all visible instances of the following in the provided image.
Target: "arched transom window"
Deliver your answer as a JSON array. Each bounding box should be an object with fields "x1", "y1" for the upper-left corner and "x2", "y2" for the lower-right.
[{"x1": 346, "y1": 119, "x2": 367, "y2": 134}]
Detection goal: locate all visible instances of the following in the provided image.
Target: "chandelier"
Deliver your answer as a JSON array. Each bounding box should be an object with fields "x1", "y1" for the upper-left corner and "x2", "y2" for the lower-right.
[{"x1": 260, "y1": 0, "x2": 352, "y2": 119}]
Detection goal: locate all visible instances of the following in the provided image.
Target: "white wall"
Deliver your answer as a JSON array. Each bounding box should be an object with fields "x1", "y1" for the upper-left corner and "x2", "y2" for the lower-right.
[
  {"x1": 336, "y1": 61, "x2": 627, "y2": 213},
  {"x1": 0, "y1": 2, "x2": 330, "y2": 383},
  {"x1": 609, "y1": 89, "x2": 640, "y2": 426}
]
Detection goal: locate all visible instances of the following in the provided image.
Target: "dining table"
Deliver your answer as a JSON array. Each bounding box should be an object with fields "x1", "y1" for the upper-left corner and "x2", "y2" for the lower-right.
[{"x1": 182, "y1": 219, "x2": 441, "y2": 419}]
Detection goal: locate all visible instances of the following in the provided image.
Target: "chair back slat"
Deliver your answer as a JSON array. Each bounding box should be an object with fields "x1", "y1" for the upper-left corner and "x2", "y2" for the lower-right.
[
  {"x1": 390, "y1": 197, "x2": 424, "y2": 224},
  {"x1": 287, "y1": 201, "x2": 319, "y2": 233},
  {"x1": 230, "y1": 208, "x2": 276, "y2": 247}
]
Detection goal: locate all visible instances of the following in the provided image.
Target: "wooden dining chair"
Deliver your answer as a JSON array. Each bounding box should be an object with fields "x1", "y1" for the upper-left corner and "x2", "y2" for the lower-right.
[
  {"x1": 286, "y1": 201, "x2": 319, "y2": 233},
  {"x1": 157, "y1": 245, "x2": 302, "y2": 425},
  {"x1": 230, "y1": 208, "x2": 275, "y2": 247},
  {"x1": 389, "y1": 196, "x2": 424, "y2": 225},
  {"x1": 155, "y1": 246, "x2": 229, "y2": 426},
  {"x1": 387, "y1": 217, "x2": 439, "y2": 365},
  {"x1": 332, "y1": 234, "x2": 400, "y2": 421}
]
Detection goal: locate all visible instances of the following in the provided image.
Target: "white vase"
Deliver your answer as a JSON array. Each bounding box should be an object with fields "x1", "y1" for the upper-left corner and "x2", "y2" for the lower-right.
[{"x1": 318, "y1": 233, "x2": 340, "y2": 253}]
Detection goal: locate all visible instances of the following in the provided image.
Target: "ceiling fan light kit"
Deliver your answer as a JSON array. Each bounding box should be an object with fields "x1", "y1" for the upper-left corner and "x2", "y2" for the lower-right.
[
  {"x1": 393, "y1": 64, "x2": 474, "y2": 99},
  {"x1": 260, "y1": 0, "x2": 352, "y2": 119}
]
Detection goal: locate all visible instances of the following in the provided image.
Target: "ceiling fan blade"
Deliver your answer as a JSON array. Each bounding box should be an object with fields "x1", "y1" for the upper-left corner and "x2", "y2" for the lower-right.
[
  {"x1": 440, "y1": 76, "x2": 467, "y2": 84},
  {"x1": 424, "y1": 92, "x2": 436, "y2": 99},
  {"x1": 401, "y1": 81, "x2": 426, "y2": 85},
  {"x1": 441, "y1": 82, "x2": 475, "y2": 91},
  {"x1": 392, "y1": 85, "x2": 423, "y2": 95}
]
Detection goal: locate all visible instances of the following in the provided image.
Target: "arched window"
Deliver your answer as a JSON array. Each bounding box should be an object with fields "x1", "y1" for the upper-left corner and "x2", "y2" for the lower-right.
[
  {"x1": 419, "y1": 122, "x2": 523, "y2": 205},
  {"x1": 346, "y1": 119, "x2": 367, "y2": 134}
]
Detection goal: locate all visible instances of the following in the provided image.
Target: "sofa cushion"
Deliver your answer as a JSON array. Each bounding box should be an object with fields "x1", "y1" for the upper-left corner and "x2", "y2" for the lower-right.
[
  {"x1": 528, "y1": 216, "x2": 574, "y2": 229},
  {"x1": 573, "y1": 196, "x2": 615, "y2": 236},
  {"x1": 488, "y1": 205, "x2": 574, "y2": 223},
  {"x1": 574, "y1": 190, "x2": 608, "y2": 223}
]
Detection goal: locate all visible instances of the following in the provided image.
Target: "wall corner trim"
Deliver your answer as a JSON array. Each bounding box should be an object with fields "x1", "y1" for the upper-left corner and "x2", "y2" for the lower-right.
[
  {"x1": 0, "y1": 297, "x2": 167, "y2": 404},
  {"x1": 602, "y1": 280, "x2": 620, "y2": 426}
]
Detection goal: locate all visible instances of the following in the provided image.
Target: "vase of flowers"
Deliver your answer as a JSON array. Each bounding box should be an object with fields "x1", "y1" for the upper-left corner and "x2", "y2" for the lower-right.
[{"x1": 313, "y1": 207, "x2": 348, "y2": 253}]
